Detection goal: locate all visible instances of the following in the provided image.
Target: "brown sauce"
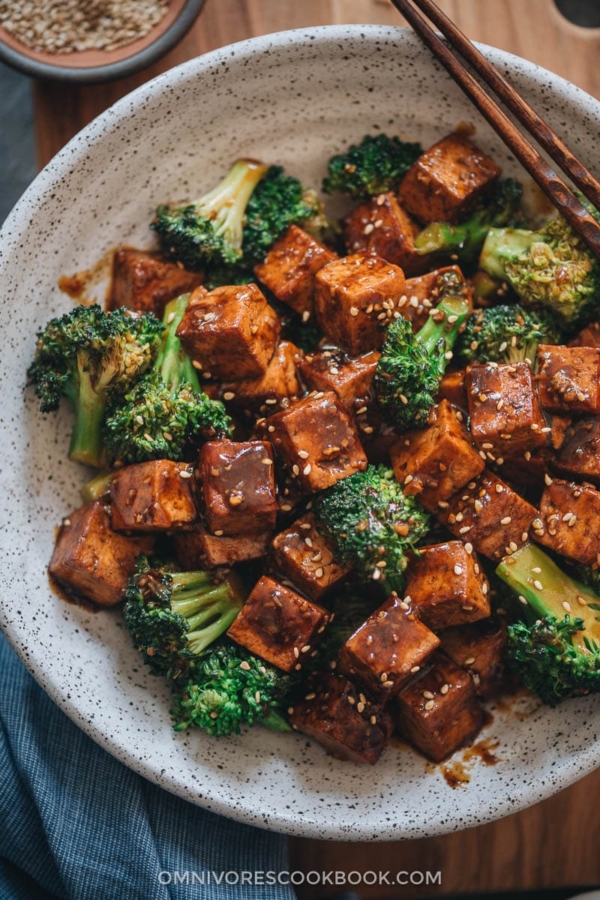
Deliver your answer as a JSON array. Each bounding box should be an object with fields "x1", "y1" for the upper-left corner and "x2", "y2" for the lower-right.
[
  {"x1": 48, "y1": 572, "x2": 99, "y2": 613},
  {"x1": 441, "y1": 760, "x2": 471, "y2": 788},
  {"x1": 463, "y1": 737, "x2": 501, "y2": 767},
  {"x1": 58, "y1": 247, "x2": 115, "y2": 306}
]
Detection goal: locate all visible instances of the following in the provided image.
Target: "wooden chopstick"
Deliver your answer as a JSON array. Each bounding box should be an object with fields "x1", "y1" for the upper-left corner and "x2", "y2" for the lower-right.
[{"x1": 389, "y1": 0, "x2": 600, "y2": 261}]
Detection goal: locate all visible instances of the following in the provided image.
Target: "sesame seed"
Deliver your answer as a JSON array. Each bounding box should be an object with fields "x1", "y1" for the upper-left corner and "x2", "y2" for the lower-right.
[
  {"x1": 544, "y1": 474, "x2": 553, "y2": 486},
  {"x1": 135, "y1": 415, "x2": 144, "y2": 425},
  {"x1": 370, "y1": 715, "x2": 377, "y2": 725},
  {"x1": 424, "y1": 700, "x2": 435, "y2": 711},
  {"x1": 577, "y1": 596, "x2": 588, "y2": 607},
  {"x1": 465, "y1": 542, "x2": 473, "y2": 555},
  {"x1": 464, "y1": 656, "x2": 476, "y2": 666},
  {"x1": 315, "y1": 567, "x2": 324, "y2": 578},
  {"x1": 303, "y1": 463, "x2": 312, "y2": 476},
  {"x1": 357, "y1": 702, "x2": 365, "y2": 713},
  {"x1": 459, "y1": 526, "x2": 472, "y2": 534},
  {"x1": 293, "y1": 647, "x2": 300, "y2": 658},
  {"x1": 223, "y1": 391, "x2": 236, "y2": 401},
  {"x1": 380, "y1": 672, "x2": 388, "y2": 683},
  {"x1": 454, "y1": 564, "x2": 463, "y2": 575},
  {"x1": 179, "y1": 470, "x2": 192, "y2": 479},
  {"x1": 533, "y1": 580, "x2": 544, "y2": 591},
  {"x1": 501, "y1": 516, "x2": 512, "y2": 525},
  {"x1": 411, "y1": 666, "x2": 421, "y2": 674},
  {"x1": 423, "y1": 690, "x2": 434, "y2": 699},
  {"x1": 440, "y1": 684, "x2": 450, "y2": 695},
  {"x1": 562, "y1": 601, "x2": 572, "y2": 613},
  {"x1": 63, "y1": 518, "x2": 71, "y2": 526}
]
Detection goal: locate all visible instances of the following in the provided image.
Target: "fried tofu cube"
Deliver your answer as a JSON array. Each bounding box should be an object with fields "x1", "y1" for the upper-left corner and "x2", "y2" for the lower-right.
[
  {"x1": 49, "y1": 501, "x2": 149, "y2": 607},
  {"x1": 257, "y1": 391, "x2": 367, "y2": 493},
  {"x1": 404, "y1": 542, "x2": 491, "y2": 630},
  {"x1": 440, "y1": 618, "x2": 507, "y2": 699},
  {"x1": 110, "y1": 460, "x2": 197, "y2": 532},
  {"x1": 438, "y1": 470, "x2": 536, "y2": 560},
  {"x1": 271, "y1": 512, "x2": 352, "y2": 601},
  {"x1": 199, "y1": 440, "x2": 277, "y2": 537},
  {"x1": 438, "y1": 369, "x2": 467, "y2": 410},
  {"x1": 400, "y1": 266, "x2": 472, "y2": 333},
  {"x1": 398, "y1": 133, "x2": 501, "y2": 223},
  {"x1": 299, "y1": 347, "x2": 380, "y2": 416},
  {"x1": 289, "y1": 674, "x2": 393, "y2": 764},
  {"x1": 220, "y1": 340, "x2": 303, "y2": 416},
  {"x1": 569, "y1": 322, "x2": 600, "y2": 349},
  {"x1": 338, "y1": 593, "x2": 440, "y2": 699},
  {"x1": 314, "y1": 254, "x2": 406, "y2": 356},
  {"x1": 555, "y1": 418, "x2": 600, "y2": 485},
  {"x1": 537, "y1": 345, "x2": 600, "y2": 416},
  {"x1": 109, "y1": 247, "x2": 203, "y2": 317},
  {"x1": 393, "y1": 653, "x2": 484, "y2": 762},
  {"x1": 176, "y1": 283, "x2": 280, "y2": 380},
  {"x1": 466, "y1": 361, "x2": 548, "y2": 457},
  {"x1": 227, "y1": 575, "x2": 331, "y2": 672},
  {"x1": 343, "y1": 192, "x2": 428, "y2": 275},
  {"x1": 533, "y1": 477, "x2": 600, "y2": 565},
  {"x1": 253, "y1": 225, "x2": 337, "y2": 315},
  {"x1": 390, "y1": 400, "x2": 484, "y2": 512},
  {"x1": 173, "y1": 523, "x2": 271, "y2": 569}
]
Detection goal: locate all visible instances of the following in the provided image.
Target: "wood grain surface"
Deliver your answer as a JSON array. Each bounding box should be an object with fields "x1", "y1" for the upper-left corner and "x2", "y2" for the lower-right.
[{"x1": 33, "y1": 2, "x2": 600, "y2": 896}]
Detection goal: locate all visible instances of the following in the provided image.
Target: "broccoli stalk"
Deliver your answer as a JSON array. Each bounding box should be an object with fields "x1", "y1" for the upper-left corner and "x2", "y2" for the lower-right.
[
  {"x1": 104, "y1": 294, "x2": 231, "y2": 464},
  {"x1": 152, "y1": 159, "x2": 269, "y2": 271},
  {"x1": 374, "y1": 270, "x2": 471, "y2": 430},
  {"x1": 27, "y1": 304, "x2": 163, "y2": 468},
  {"x1": 314, "y1": 464, "x2": 431, "y2": 594},
  {"x1": 322, "y1": 134, "x2": 423, "y2": 199},
  {"x1": 80, "y1": 470, "x2": 114, "y2": 503},
  {"x1": 124, "y1": 557, "x2": 246, "y2": 681},
  {"x1": 456, "y1": 304, "x2": 561, "y2": 366},
  {"x1": 496, "y1": 543, "x2": 600, "y2": 706},
  {"x1": 170, "y1": 641, "x2": 293, "y2": 736},
  {"x1": 415, "y1": 178, "x2": 524, "y2": 266},
  {"x1": 479, "y1": 216, "x2": 600, "y2": 328}
]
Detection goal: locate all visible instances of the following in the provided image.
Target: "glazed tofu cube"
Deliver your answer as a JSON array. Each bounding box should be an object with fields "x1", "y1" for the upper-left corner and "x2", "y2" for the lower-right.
[
  {"x1": 110, "y1": 460, "x2": 197, "y2": 532},
  {"x1": 299, "y1": 347, "x2": 380, "y2": 416},
  {"x1": 271, "y1": 512, "x2": 352, "y2": 602},
  {"x1": 289, "y1": 674, "x2": 393, "y2": 764},
  {"x1": 49, "y1": 501, "x2": 149, "y2": 607},
  {"x1": 398, "y1": 133, "x2": 501, "y2": 223},
  {"x1": 314, "y1": 254, "x2": 406, "y2": 356},
  {"x1": 393, "y1": 653, "x2": 484, "y2": 762},
  {"x1": 438, "y1": 470, "x2": 536, "y2": 560},
  {"x1": 176, "y1": 283, "x2": 281, "y2": 380},
  {"x1": 537, "y1": 345, "x2": 600, "y2": 416},
  {"x1": 533, "y1": 477, "x2": 600, "y2": 565},
  {"x1": 390, "y1": 400, "x2": 484, "y2": 511},
  {"x1": 254, "y1": 225, "x2": 337, "y2": 315},
  {"x1": 569, "y1": 322, "x2": 600, "y2": 349},
  {"x1": 109, "y1": 247, "x2": 203, "y2": 317},
  {"x1": 343, "y1": 192, "x2": 427, "y2": 275},
  {"x1": 466, "y1": 361, "x2": 548, "y2": 457},
  {"x1": 438, "y1": 369, "x2": 467, "y2": 410},
  {"x1": 227, "y1": 575, "x2": 331, "y2": 672},
  {"x1": 199, "y1": 440, "x2": 277, "y2": 537},
  {"x1": 404, "y1": 541, "x2": 491, "y2": 630},
  {"x1": 257, "y1": 391, "x2": 367, "y2": 493},
  {"x1": 400, "y1": 265, "x2": 472, "y2": 333},
  {"x1": 555, "y1": 418, "x2": 600, "y2": 484},
  {"x1": 441, "y1": 618, "x2": 507, "y2": 699},
  {"x1": 174, "y1": 523, "x2": 271, "y2": 569},
  {"x1": 338, "y1": 593, "x2": 440, "y2": 699},
  {"x1": 220, "y1": 340, "x2": 303, "y2": 416}
]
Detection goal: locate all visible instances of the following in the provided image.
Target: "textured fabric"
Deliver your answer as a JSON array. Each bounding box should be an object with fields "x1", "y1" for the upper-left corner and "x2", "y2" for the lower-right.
[{"x1": 0, "y1": 632, "x2": 295, "y2": 900}]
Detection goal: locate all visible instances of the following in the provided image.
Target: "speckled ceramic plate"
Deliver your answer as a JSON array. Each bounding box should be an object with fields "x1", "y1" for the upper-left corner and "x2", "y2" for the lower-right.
[{"x1": 1, "y1": 26, "x2": 600, "y2": 841}]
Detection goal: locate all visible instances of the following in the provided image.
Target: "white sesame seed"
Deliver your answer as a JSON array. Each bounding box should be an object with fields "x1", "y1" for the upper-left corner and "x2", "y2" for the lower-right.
[
  {"x1": 501, "y1": 516, "x2": 512, "y2": 525},
  {"x1": 533, "y1": 580, "x2": 544, "y2": 591},
  {"x1": 562, "y1": 601, "x2": 572, "y2": 613},
  {"x1": 464, "y1": 656, "x2": 476, "y2": 666},
  {"x1": 453, "y1": 565, "x2": 463, "y2": 575},
  {"x1": 424, "y1": 700, "x2": 435, "y2": 711},
  {"x1": 223, "y1": 391, "x2": 236, "y2": 401}
]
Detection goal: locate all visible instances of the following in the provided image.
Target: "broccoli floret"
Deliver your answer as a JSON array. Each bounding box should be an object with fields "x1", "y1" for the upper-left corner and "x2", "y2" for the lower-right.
[
  {"x1": 322, "y1": 133, "x2": 423, "y2": 199},
  {"x1": 242, "y1": 165, "x2": 325, "y2": 266},
  {"x1": 314, "y1": 464, "x2": 431, "y2": 594},
  {"x1": 170, "y1": 641, "x2": 293, "y2": 736},
  {"x1": 27, "y1": 304, "x2": 163, "y2": 468},
  {"x1": 374, "y1": 269, "x2": 471, "y2": 429},
  {"x1": 496, "y1": 543, "x2": 600, "y2": 705},
  {"x1": 456, "y1": 304, "x2": 562, "y2": 366},
  {"x1": 415, "y1": 178, "x2": 524, "y2": 267},
  {"x1": 479, "y1": 215, "x2": 600, "y2": 329},
  {"x1": 124, "y1": 557, "x2": 246, "y2": 681},
  {"x1": 104, "y1": 294, "x2": 231, "y2": 464},
  {"x1": 152, "y1": 159, "x2": 269, "y2": 271}
]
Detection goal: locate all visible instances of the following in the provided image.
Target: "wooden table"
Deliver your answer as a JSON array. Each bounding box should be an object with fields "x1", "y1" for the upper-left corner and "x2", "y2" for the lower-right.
[{"x1": 33, "y1": 2, "x2": 600, "y2": 896}]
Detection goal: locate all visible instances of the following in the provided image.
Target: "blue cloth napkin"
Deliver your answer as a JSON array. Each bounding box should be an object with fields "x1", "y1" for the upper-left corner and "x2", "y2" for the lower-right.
[{"x1": 0, "y1": 632, "x2": 295, "y2": 900}]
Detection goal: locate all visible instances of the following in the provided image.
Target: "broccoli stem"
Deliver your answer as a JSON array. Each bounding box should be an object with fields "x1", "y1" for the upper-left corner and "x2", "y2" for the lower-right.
[
  {"x1": 80, "y1": 470, "x2": 114, "y2": 503},
  {"x1": 479, "y1": 228, "x2": 537, "y2": 281},
  {"x1": 68, "y1": 364, "x2": 108, "y2": 468},
  {"x1": 170, "y1": 572, "x2": 245, "y2": 656},
  {"x1": 415, "y1": 294, "x2": 471, "y2": 359},
  {"x1": 198, "y1": 159, "x2": 269, "y2": 253},
  {"x1": 261, "y1": 710, "x2": 292, "y2": 733},
  {"x1": 154, "y1": 294, "x2": 200, "y2": 391},
  {"x1": 415, "y1": 217, "x2": 488, "y2": 263}
]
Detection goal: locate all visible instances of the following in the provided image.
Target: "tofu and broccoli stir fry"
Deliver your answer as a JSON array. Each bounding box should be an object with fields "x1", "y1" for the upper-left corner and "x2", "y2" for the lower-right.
[{"x1": 28, "y1": 130, "x2": 600, "y2": 766}]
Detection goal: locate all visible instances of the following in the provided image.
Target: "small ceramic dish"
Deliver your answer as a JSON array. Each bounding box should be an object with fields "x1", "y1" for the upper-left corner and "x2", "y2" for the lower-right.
[
  {"x1": 0, "y1": 0, "x2": 205, "y2": 84},
  {"x1": 1, "y1": 25, "x2": 600, "y2": 841}
]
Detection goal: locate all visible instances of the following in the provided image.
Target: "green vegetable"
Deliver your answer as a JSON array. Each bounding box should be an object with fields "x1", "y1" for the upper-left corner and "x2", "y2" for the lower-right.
[
  {"x1": 80, "y1": 470, "x2": 114, "y2": 503},
  {"x1": 456, "y1": 304, "x2": 561, "y2": 366},
  {"x1": 27, "y1": 304, "x2": 163, "y2": 468},
  {"x1": 322, "y1": 133, "x2": 422, "y2": 199}
]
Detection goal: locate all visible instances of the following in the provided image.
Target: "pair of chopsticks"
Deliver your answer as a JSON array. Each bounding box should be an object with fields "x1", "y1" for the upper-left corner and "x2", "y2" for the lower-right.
[{"x1": 390, "y1": 0, "x2": 600, "y2": 260}]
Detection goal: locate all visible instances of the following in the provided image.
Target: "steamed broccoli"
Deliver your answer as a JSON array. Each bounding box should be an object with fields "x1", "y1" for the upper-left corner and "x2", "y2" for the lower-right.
[
  {"x1": 104, "y1": 294, "x2": 231, "y2": 464},
  {"x1": 496, "y1": 543, "x2": 600, "y2": 706},
  {"x1": 170, "y1": 641, "x2": 293, "y2": 736},
  {"x1": 415, "y1": 178, "x2": 524, "y2": 266},
  {"x1": 152, "y1": 159, "x2": 269, "y2": 271},
  {"x1": 322, "y1": 134, "x2": 422, "y2": 199},
  {"x1": 374, "y1": 269, "x2": 471, "y2": 429},
  {"x1": 456, "y1": 304, "x2": 561, "y2": 366},
  {"x1": 479, "y1": 215, "x2": 600, "y2": 328},
  {"x1": 27, "y1": 304, "x2": 163, "y2": 468},
  {"x1": 314, "y1": 464, "x2": 431, "y2": 594},
  {"x1": 124, "y1": 557, "x2": 245, "y2": 682}
]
